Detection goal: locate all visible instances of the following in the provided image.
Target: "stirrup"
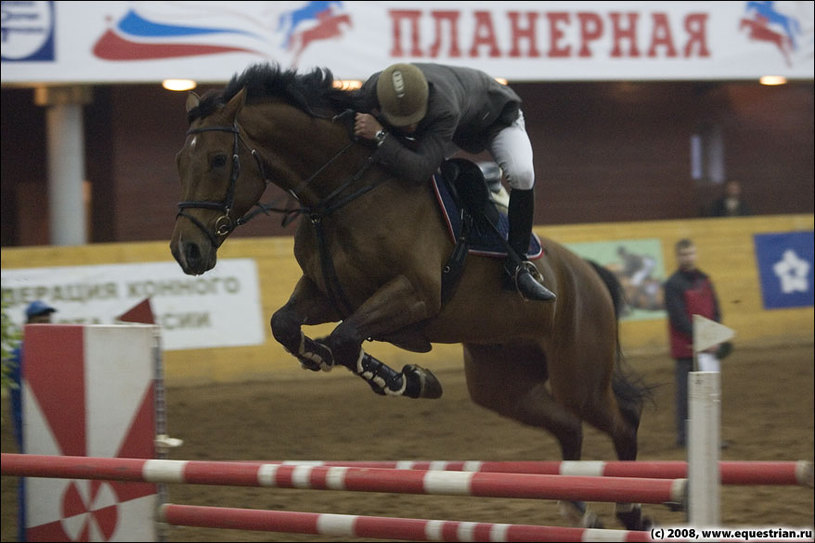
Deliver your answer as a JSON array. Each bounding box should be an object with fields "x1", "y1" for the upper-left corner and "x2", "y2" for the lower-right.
[{"x1": 513, "y1": 261, "x2": 557, "y2": 302}]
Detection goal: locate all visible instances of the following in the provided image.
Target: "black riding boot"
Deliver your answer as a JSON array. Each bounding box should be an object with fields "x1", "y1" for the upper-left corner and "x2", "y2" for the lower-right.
[{"x1": 504, "y1": 189, "x2": 557, "y2": 302}]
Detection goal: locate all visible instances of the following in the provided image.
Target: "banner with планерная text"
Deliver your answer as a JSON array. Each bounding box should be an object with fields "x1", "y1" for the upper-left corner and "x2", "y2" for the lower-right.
[
  {"x1": 1, "y1": 1, "x2": 813, "y2": 83},
  {"x1": 1, "y1": 259, "x2": 266, "y2": 351}
]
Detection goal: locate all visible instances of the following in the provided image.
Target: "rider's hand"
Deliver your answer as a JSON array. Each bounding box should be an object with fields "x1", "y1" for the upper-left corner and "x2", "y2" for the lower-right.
[{"x1": 354, "y1": 113, "x2": 383, "y2": 141}]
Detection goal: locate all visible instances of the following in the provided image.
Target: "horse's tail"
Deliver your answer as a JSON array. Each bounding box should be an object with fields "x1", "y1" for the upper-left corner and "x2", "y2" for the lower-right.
[
  {"x1": 586, "y1": 259, "x2": 626, "y2": 319},
  {"x1": 586, "y1": 259, "x2": 654, "y2": 429}
]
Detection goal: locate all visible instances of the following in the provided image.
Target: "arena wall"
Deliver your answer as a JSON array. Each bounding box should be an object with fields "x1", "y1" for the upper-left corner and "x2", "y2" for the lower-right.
[{"x1": 2, "y1": 214, "x2": 812, "y2": 387}]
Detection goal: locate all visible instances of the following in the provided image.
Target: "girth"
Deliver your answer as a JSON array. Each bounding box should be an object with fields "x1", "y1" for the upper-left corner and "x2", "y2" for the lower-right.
[{"x1": 437, "y1": 158, "x2": 507, "y2": 304}]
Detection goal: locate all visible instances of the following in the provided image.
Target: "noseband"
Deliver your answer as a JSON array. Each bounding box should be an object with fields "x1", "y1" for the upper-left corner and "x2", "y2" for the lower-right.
[
  {"x1": 178, "y1": 111, "x2": 391, "y2": 318},
  {"x1": 177, "y1": 121, "x2": 269, "y2": 248},
  {"x1": 177, "y1": 116, "x2": 370, "y2": 249}
]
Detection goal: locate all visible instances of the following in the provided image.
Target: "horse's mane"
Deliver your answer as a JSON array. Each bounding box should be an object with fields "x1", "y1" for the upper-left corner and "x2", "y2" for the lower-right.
[{"x1": 188, "y1": 63, "x2": 357, "y2": 124}]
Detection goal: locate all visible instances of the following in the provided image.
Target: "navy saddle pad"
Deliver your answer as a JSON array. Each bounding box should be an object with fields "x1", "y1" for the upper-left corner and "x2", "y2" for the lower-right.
[{"x1": 431, "y1": 174, "x2": 542, "y2": 259}]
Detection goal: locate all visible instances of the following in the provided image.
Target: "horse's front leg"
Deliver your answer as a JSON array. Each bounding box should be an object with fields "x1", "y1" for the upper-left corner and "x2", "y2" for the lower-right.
[
  {"x1": 327, "y1": 274, "x2": 442, "y2": 399},
  {"x1": 271, "y1": 275, "x2": 342, "y2": 372}
]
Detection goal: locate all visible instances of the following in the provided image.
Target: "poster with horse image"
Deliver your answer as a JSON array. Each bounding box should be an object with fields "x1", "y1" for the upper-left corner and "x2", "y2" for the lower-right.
[{"x1": 566, "y1": 239, "x2": 666, "y2": 320}]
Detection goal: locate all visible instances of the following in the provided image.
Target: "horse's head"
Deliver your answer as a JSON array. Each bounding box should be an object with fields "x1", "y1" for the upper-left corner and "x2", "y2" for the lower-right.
[
  {"x1": 171, "y1": 87, "x2": 269, "y2": 275},
  {"x1": 171, "y1": 63, "x2": 367, "y2": 275}
]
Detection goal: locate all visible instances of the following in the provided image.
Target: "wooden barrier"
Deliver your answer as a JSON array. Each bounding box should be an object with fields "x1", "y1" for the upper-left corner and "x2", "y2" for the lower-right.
[
  {"x1": 158, "y1": 503, "x2": 655, "y2": 542},
  {"x1": 0, "y1": 453, "x2": 686, "y2": 505}
]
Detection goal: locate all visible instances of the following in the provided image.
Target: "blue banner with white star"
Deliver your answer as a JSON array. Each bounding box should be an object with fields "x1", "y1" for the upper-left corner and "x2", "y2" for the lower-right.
[{"x1": 753, "y1": 231, "x2": 814, "y2": 309}]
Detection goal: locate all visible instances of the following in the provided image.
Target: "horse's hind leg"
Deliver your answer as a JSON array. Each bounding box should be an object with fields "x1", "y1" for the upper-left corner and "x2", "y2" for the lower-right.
[
  {"x1": 579, "y1": 379, "x2": 650, "y2": 531},
  {"x1": 610, "y1": 397, "x2": 652, "y2": 532},
  {"x1": 594, "y1": 395, "x2": 650, "y2": 531},
  {"x1": 463, "y1": 344, "x2": 583, "y2": 457},
  {"x1": 462, "y1": 344, "x2": 601, "y2": 528}
]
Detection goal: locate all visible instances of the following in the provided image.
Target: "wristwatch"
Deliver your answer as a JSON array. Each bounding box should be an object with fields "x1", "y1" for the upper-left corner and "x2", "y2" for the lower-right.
[{"x1": 375, "y1": 129, "x2": 388, "y2": 147}]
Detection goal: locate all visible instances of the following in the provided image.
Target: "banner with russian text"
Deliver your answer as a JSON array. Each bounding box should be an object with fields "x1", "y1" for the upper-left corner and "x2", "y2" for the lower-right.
[
  {"x1": 1, "y1": 259, "x2": 266, "y2": 351},
  {"x1": 2, "y1": 1, "x2": 813, "y2": 84}
]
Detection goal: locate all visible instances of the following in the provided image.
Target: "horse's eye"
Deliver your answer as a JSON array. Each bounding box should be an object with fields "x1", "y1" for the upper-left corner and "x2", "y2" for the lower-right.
[{"x1": 211, "y1": 154, "x2": 228, "y2": 169}]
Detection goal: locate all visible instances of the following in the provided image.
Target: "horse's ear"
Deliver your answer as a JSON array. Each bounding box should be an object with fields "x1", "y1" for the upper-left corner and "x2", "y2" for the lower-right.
[
  {"x1": 224, "y1": 87, "x2": 247, "y2": 117},
  {"x1": 185, "y1": 92, "x2": 201, "y2": 113}
]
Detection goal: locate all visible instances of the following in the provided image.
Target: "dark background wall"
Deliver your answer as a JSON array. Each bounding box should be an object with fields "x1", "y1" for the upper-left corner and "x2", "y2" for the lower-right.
[{"x1": 1, "y1": 80, "x2": 813, "y2": 247}]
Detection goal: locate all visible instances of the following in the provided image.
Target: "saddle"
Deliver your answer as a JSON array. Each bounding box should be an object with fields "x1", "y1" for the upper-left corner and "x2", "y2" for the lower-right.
[{"x1": 435, "y1": 158, "x2": 542, "y2": 303}]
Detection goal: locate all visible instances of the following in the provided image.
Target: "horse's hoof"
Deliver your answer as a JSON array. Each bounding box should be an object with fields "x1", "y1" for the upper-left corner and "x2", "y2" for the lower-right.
[
  {"x1": 299, "y1": 359, "x2": 322, "y2": 372},
  {"x1": 616, "y1": 504, "x2": 650, "y2": 531},
  {"x1": 403, "y1": 364, "x2": 443, "y2": 399},
  {"x1": 365, "y1": 380, "x2": 387, "y2": 396},
  {"x1": 581, "y1": 511, "x2": 604, "y2": 529},
  {"x1": 559, "y1": 501, "x2": 603, "y2": 528},
  {"x1": 299, "y1": 336, "x2": 334, "y2": 371}
]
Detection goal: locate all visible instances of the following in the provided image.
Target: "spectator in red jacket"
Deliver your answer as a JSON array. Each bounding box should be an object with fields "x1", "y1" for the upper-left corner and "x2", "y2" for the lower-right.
[{"x1": 663, "y1": 239, "x2": 723, "y2": 448}]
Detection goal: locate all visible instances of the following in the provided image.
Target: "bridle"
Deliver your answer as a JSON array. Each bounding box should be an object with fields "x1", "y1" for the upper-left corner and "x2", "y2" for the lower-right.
[
  {"x1": 177, "y1": 113, "x2": 386, "y2": 317},
  {"x1": 177, "y1": 121, "x2": 271, "y2": 249},
  {"x1": 177, "y1": 114, "x2": 381, "y2": 248}
]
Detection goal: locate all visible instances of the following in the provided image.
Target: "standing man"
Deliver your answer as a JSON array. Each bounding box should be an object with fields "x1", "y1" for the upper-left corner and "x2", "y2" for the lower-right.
[
  {"x1": 9, "y1": 300, "x2": 57, "y2": 542},
  {"x1": 663, "y1": 239, "x2": 723, "y2": 448},
  {"x1": 352, "y1": 62, "x2": 556, "y2": 302}
]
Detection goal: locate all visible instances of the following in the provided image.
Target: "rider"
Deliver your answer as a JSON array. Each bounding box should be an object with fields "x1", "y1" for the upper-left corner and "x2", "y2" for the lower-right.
[{"x1": 352, "y1": 62, "x2": 556, "y2": 302}]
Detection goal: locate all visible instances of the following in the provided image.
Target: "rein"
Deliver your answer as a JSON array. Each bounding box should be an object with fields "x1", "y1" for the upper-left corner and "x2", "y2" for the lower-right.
[
  {"x1": 297, "y1": 154, "x2": 383, "y2": 317},
  {"x1": 178, "y1": 115, "x2": 386, "y2": 317}
]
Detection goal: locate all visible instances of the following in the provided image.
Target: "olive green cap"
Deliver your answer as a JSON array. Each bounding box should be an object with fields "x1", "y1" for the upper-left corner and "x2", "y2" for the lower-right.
[{"x1": 376, "y1": 63, "x2": 428, "y2": 127}]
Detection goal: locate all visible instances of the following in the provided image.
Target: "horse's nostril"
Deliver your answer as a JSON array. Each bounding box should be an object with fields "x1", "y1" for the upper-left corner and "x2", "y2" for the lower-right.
[{"x1": 184, "y1": 242, "x2": 201, "y2": 265}]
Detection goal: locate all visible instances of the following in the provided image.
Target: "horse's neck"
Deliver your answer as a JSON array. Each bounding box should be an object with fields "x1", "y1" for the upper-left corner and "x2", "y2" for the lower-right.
[
  {"x1": 295, "y1": 137, "x2": 376, "y2": 209},
  {"x1": 246, "y1": 103, "x2": 372, "y2": 206}
]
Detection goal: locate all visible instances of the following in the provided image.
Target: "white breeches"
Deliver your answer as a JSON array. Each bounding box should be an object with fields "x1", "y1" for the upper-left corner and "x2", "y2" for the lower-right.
[{"x1": 487, "y1": 110, "x2": 536, "y2": 191}]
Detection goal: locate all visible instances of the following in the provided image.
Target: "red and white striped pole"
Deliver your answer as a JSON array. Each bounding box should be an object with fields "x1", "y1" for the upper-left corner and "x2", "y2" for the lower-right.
[
  {"x1": 1, "y1": 453, "x2": 686, "y2": 505},
  {"x1": 158, "y1": 503, "x2": 655, "y2": 542},
  {"x1": 252, "y1": 459, "x2": 813, "y2": 486}
]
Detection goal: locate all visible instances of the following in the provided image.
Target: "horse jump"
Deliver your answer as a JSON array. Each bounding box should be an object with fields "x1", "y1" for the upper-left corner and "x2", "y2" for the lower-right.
[
  {"x1": 158, "y1": 503, "x2": 654, "y2": 542},
  {"x1": 0, "y1": 453, "x2": 686, "y2": 505},
  {"x1": 6, "y1": 453, "x2": 813, "y2": 541},
  {"x1": 244, "y1": 459, "x2": 815, "y2": 486}
]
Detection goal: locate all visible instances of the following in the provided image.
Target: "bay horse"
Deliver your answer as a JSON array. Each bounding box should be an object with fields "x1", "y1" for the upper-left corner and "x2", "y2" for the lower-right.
[{"x1": 170, "y1": 63, "x2": 652, "y2": 530}]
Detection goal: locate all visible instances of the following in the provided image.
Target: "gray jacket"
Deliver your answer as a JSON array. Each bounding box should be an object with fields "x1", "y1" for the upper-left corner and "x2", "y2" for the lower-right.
[{"x1": 356, "y1": 63, "x2": 522, "y2": 185}]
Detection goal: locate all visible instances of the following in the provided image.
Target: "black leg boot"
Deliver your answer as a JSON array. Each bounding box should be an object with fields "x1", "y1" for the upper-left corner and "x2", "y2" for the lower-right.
[{"x1": 504, "y1": 188, "x2": 557, "y2": 302}]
